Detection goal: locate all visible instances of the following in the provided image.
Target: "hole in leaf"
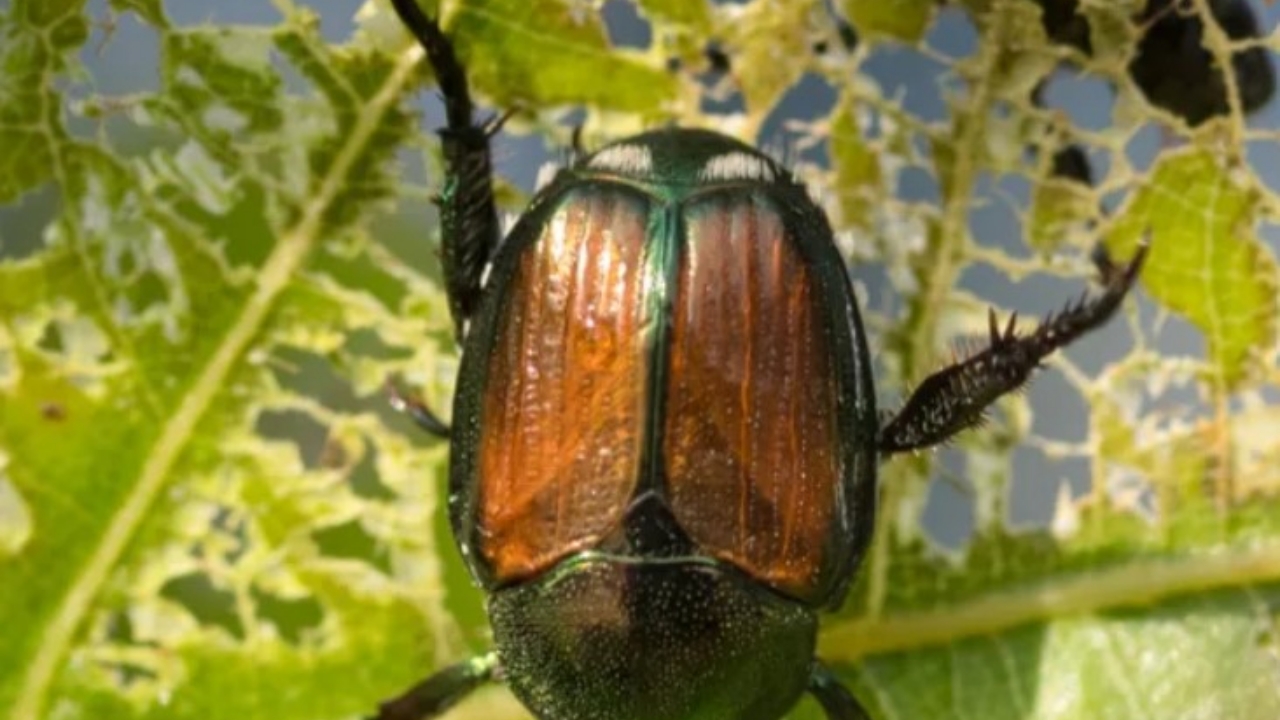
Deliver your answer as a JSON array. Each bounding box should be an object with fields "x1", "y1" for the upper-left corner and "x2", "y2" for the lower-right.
[
  {"x1": 602, "y1": 0, "x2": 651, "y2": 50},
  {"x1": 256, "y1": 409, "x2": 329, "y2": 471},
  {"x1": 271, "y1": 346, "x2": 363, "y2": 411},
  {"x1": 36, "y1": 322, "x2": 65, "y2": 354},
  {"x1": 160, "y1": 572, "x2": 245, "y2": 639},
  {"x1": 34, "y1": 316, "x2": 113, "y2": 366},
  {"x1": 106, "y1": 608, "x2": 136, "y2": 643},
  {"x1": 313, "y1": 519, "x2": 393, "y2": 574},
  {"x1": 923, "y1": 448, "x2": 974, "y2": 550},
  {"x1": 344, "y1": 328, "x2": 414, "y2": 361},
  {"x1": 0, "y1": 464, "x2": 33, "y2": 556},
  {"x1": 96, "y1": 607, "x2": 161, "y2": 687},
  {"x1": 349, "y1": 440, "x2": 396, "y2": 501},
  {"x1": 0, "y1": 183, "x2": 60, "y2": 261},
  {"x1": 1010, "y1": 448, "x2": 1090, "y2": 529},
  {"x1": 251, "y1": 585, "x2": 325, "y2": 644},
  {"x1": 1027, "y1": 366, "x2": 1088, "y2": 443},
  {"x1": 1247, "y1": 140, "x2": 1280, "y2": 196},
  {"x1": 311, "y1": 243, "x2": 409, "y2": 312},
  {"x1": 861, "y1": 42, "x2": 949, "y2": 121},
  {"x1": 210, "y1": 505, "x2": 250, "y2": 565},
  {"x1": 761, "y1": 73, "x2": 837, "y2": 162},
  {"x1": 896, "y1": 164, "x2": 940, "y2": 204},
  {"x1": 1040, "y1": 67, "x2": 1115, "y2": 133}
]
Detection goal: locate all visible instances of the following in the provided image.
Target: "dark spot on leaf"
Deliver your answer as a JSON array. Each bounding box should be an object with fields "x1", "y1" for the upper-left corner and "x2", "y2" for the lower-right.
[{"x1": 40, "y1": 402, "x2": 66, "y2": 421}]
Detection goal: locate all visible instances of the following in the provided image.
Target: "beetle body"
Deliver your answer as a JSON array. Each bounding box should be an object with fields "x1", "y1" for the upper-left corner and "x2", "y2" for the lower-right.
[
  {"x1": 378, "y1": 3, "x2": 1147, "y2": 718},
  {"x1": 447, "y1": 130, "x2": 877, "y2": 719}
]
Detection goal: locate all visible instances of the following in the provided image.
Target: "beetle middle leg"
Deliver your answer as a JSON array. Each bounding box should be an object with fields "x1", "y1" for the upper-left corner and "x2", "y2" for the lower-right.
[
  {"x1": 808, "y1": 662, "x2": 871, "y2": 720},
  {"x1": 390, "y1": 0, "x2": 503, "y2": 338},
  {"x1": 369, "y1": 654, "x2": 497, "y2": 720},
  {"x1": 877, "y1": 240, "x2": 1148, "y2": 455}
]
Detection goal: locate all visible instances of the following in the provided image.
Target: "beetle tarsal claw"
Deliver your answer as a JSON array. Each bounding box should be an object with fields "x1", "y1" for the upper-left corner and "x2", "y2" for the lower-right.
[{"x1": 384, "y1": 374, "x2": 452, "y2": 439}]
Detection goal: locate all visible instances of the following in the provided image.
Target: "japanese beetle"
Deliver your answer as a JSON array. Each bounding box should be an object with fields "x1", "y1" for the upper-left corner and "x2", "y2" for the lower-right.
[{"x1": 376, "y1": 2, "x2": 1148, "y2": 719}]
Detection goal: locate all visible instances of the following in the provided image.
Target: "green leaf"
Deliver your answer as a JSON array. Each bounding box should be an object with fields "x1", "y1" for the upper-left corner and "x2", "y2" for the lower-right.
[
  {"x1": 635, "y1": 0, "x2": 711, "y2": 31},
  {"x1": 829, "y1": 95, "x2": 882, "y2": 231},
  {"x1": 1107, "y1": 149, "x2": 1278, "y2": 390},
  {"x1": 447, "y1": 0, "x2": 677, "y2": 113},
  {"x1": 841, "y1": 0, "x2": 934, "y2": 43},
  {"x1": 0, "y1": 0, "x2": 87, "y2": 202},
  {"x1": 0, "y1": 3, "x2": 451, "y2": 718},
  {"x1": 1028, "y1": 172, "x2": 1094, "y2": 252},
  {"x1": 719, "y1": 0, "x2": 818, "y2": 124}
]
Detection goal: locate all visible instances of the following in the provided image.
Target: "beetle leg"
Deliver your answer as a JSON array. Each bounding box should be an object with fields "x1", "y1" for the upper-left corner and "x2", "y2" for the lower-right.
[
  {"x1": 385, "y1": 376, "x2": 451, "y2": 439},
  {"x1": 808, "y1": 662, "x2": 871, "y2": 720},
  {"x1": 877, "y1": 240, "x2": 1148, "y2": 456},
  {"x1": 390, "y1": 0, "x2": 503, "y2": 338},
  {"x1": 370, "y1": 654, "x2": 497, "y2": 720}
]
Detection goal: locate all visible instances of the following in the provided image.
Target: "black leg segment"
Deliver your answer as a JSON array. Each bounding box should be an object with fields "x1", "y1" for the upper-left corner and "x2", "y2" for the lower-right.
[
  {"x1": 878, "y1": 241, "x2": 1148, "y2": 455},
  {"x1": 385, "y1": 375, "x2": 451, "y2": 438},
  {"x1": 390, "y1": 0, "x2": 503, "y2": 336},
  {"x1": 809, "y1": 661, "x2": 872, "y2": 720},
  {"x1": 370, "y1": 654, "x2": 497, "y2": 720}
]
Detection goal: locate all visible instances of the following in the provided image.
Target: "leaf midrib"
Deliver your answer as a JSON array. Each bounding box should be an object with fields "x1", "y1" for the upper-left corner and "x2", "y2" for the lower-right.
[
  {"x1": 8, "y1": 42, "x2": 426, "y2": 720},
  {"x1": 820, "y1": 541, "x2": 1280, "y2": 661}
]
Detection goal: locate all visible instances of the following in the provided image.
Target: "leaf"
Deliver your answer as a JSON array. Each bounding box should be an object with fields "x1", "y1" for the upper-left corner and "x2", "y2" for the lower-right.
[
  {"x1": 841, "y1": 0, "x2": 935, "y2": 43},
  {"x1": 0, "y1": 0, "x2": 87, "y2": 203},
  {"x1": 1106, "y1": 149, "x2": 1278, "y2": 390},
  {"x1": 1028, "y1": 173, "x2": 1095, "y2": 252},
  {"x1": 446, "y1": 0, "x2": 678, "y2": 113},
  {"x1": 829, "y1": 95, "x2": 883, "y2": 231},
  {"x1": 718, "y1": 0, "x2": 818, "y2": 128},
  {"x1": 2, "y1": 0, "x2": 1280, "y2": 719},
  {"x1": 0, "y1": 2, "x2": 458, "y2": 719},
  {"x1": 635, "y1": 0, "x2": 711, "y2": 31}
]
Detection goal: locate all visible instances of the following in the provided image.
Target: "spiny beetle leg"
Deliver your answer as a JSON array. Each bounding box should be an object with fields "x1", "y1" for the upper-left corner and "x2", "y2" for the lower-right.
[
  {"x1": 808, "y1": 662, "x2": 871, "y2": 720},
  {"x1": 370, "y1": 655, "x2": 497, "y2": 720},
  {"x1": 390, "y1": 0, "x2": 502, "y2": 338},
  {"x1": 385, "y1": 375, "x2": 451, "y2": 439},
  {"x1": 877, "y1": 239, "x2": 1149, "y2": 456}
]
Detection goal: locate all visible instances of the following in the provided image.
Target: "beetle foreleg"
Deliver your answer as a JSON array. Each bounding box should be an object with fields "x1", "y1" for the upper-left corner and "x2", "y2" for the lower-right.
[
  {"x1": 390, "y1": 0, "x2": 503, "y2": 337},
  {"x1": 370, "y1": 654, "x2": 497, "y2": 720},
  {"x1": 808, "y1": 662, "x2": 871, "y2": 720},
  {"x1": 877, "y1": 240, "x2": 1148, "y2": 455}
]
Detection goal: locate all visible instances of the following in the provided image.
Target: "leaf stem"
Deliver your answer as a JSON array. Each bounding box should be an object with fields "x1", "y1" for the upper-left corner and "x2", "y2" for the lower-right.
[{"x1": 820, "y1": 542, "x2": 1280, "y2": 661}]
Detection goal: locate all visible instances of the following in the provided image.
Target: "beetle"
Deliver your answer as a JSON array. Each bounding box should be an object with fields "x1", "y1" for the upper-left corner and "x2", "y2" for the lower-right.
[{"x1": 374, "y1": 2, "x2": 1148, "y2": 719}]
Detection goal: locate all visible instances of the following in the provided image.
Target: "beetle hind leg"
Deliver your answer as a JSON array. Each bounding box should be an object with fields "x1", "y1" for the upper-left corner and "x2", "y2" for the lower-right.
[
  {"x1": 877, "y1": 239, "x2": 1148, "y2": 455},
  {"x1": 808, "y1": 662, "x2": 872, "y2": 720},
  {"x1": 370, "y1": 654, "x2": 497, "y2": 720},
  {"x1": 390, "y1": 0, "x2": 502, "y2": 337}
]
